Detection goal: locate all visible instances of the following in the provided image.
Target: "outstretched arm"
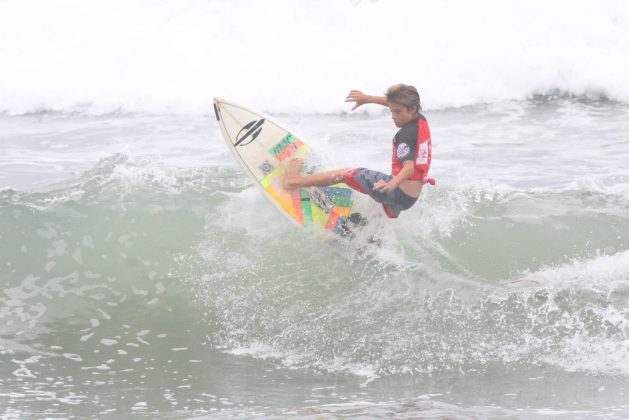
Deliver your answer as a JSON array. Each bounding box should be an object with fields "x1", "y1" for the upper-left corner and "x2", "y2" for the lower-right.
[{"x1": 345, "y1": 90, "x2": 388, "y2": 111}]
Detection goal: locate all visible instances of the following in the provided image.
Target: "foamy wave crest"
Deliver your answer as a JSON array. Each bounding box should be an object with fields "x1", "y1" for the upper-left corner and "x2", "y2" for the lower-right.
[
  {"x1": 186, "y1": 244, "x2": 629, "y2": 379},
  {"x1": 1, "y1": 0, "x2": 628, "y2": 115},
  {"x1": 518, "y1": 251, "x2": 629, "y2": 376}
]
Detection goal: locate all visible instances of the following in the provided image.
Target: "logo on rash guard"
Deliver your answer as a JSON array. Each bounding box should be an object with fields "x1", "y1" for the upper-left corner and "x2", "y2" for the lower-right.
[
  {"x1": 416, "y1": 140, "x2": 429, "y2": 164},
  {"x1": 397, "y1": 143, "x2": 411, "y2": 160}
]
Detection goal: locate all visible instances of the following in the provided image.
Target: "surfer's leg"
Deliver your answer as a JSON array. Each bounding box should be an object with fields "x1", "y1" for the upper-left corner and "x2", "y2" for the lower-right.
[
  {"x1": 381, "y1": 189, "x2": 419, "y2": 219},
  {"x1": 283, "y1": 159, "x2": 347, "y2": 190},
  {"x1": 343, "y1": 168, "x2": 389, "y2": 200},
  {"x1": 343, "y1": 169, "x2": 415, "y2": 218}
]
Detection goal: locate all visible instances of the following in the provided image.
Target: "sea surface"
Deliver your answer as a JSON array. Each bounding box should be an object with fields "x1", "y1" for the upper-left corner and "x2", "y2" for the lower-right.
[{"x1": 2, "y1": 1, "x2": 629, "y2": 418}]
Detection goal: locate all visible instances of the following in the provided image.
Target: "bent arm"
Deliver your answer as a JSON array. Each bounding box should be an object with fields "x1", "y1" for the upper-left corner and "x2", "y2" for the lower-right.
[
  {"x1": 374, "y1": 160, "x2": 415, "y2": 192},
  {"x1": 387, "y1": 160, "x2": 415, "y2": 189}
]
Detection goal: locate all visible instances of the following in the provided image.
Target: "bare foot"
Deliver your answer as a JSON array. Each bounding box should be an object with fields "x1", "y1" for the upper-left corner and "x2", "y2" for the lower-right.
[{"x1": 283, "y1": 158, "x2": 303, "y2": 190}]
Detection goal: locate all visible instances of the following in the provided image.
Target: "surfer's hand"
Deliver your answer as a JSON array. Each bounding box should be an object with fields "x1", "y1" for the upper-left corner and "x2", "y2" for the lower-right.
[
  {"x1": 374, "y1": 179, "x2": 394, "y2": 193},
  {"x1": 345, "y1": 90, "x2": 369, "y2": 111}
]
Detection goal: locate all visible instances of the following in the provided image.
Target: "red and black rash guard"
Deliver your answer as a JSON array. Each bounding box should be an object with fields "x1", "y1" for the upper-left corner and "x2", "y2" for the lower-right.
[{"x1": 392, "y1": 113, "x2": 434, "y2": 184}]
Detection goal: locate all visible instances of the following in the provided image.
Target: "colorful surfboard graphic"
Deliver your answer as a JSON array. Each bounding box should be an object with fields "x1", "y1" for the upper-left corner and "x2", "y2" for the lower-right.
[{"x1": 213, "y1": 98, "x2": 355, "y2": 235}]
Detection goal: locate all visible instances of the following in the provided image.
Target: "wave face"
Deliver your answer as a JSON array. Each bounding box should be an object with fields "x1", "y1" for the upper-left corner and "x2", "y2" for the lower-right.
[
  {"x1": 2, "y1": 97, "x2": 629, "y2": 417},
  {"x1": 1, "y1": 0, "x2": 629, "y2": 115},
  {"x1": 2, "y1": 151, "x2": 629, "y2": 416}
]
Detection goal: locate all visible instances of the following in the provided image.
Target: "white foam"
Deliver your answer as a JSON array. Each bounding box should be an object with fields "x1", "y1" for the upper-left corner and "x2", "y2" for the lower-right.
[
  {"x1": 520, "y1": 250, "x2": 629, "y2": 288},
  {"x1": 548, "y1": 325, "x2": 629, "y2": 376},
  {"x1": 226, "y1": 341, "x2": 381, "y2": 382},
  {"x1": 509, "y1": 251, "x2": 629, "y2": 375},
  {"x1": 2, "y1": 0, "x2": 629, "y2": 115}
]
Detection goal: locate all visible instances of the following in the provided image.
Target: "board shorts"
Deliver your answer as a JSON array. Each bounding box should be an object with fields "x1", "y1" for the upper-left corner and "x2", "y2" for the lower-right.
[{"x1": 342, "y1": 168, "x2": 418, "y2": 218}]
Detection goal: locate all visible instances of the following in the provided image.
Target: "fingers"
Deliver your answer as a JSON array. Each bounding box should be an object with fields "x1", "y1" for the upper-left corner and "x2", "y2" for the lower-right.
[
  {"x1": 345, "y1": 90, "x2": 364, "y2": 101},
  {"x1": 346, "y1": 90, "x2": 367, "y2": 111},
  {"x1": 374, "y1": 181, "x2": 393, "y2": 192}
]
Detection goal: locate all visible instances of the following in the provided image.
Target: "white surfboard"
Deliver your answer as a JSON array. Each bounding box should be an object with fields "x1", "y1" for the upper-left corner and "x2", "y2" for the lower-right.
[{"x1": 213, "y1": 97, "x2": 361, "y2": 235}]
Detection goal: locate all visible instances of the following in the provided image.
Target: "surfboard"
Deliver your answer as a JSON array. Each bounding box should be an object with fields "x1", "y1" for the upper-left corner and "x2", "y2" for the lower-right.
[{"x1": 213, "y1": 97, "x2": 360, "y2": 236}]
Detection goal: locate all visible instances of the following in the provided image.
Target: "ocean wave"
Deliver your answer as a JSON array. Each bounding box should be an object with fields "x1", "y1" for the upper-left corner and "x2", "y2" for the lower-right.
[
  {"x1": 3, "y1": 151, "x2": 629, "y2": 383},
  {"x1": 184, "y1": 242, "x2": 629, "y2": 379},
  {"x1": 165, "y1": 175, "x2": 629, "y2": 379},
  {"x1": 4, "y1": 156, "x2": 626, "y2": 282},
  {"x1": 1, "y1": 0, "x2": 629, "y2": 115}
]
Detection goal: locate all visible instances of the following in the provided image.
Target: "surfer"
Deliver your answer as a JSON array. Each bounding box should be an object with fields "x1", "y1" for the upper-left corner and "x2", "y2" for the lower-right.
[{"x1": 283, "y1": 84, "x2": 434, "y2": 218}]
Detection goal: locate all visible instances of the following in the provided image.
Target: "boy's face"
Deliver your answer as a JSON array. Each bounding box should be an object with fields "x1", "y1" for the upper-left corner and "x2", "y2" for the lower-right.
[{"x1": 389, "y1": 102, "x2": 417, "y2": 128}]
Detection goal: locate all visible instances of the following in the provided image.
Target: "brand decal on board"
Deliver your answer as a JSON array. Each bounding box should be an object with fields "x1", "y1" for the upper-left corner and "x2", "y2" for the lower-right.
[
  {"x1": 258, "y1": 160, "x2": 274, "y2": 175},
  {"x1": 234, "y1": 119, "x2": 265, "y2": 147},
  {"x1": 270, "y1": 134, "x2": 304, "y2": 162},
  {"x1": 307, "y1": 187, "x2": 335, "y2": 214}
]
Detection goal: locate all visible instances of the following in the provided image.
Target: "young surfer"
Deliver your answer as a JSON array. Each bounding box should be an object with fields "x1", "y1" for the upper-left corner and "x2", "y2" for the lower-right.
[{"x1": 283, "y1": 84, "x2": 434, "y2": 218}]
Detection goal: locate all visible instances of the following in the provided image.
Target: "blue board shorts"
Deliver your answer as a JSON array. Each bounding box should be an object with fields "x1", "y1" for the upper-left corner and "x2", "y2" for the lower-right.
[{"x1": 343, "y1": 168, "x2": 418, "y2": 218}]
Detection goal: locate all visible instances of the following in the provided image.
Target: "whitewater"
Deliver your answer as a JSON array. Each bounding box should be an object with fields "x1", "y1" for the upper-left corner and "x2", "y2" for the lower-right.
[
  {"x1": 2, "y1": 0, "x2": 629, "y2": 115},
  {"x1": 2, "y1": 0, "x2": 629, "y2": 418}
]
